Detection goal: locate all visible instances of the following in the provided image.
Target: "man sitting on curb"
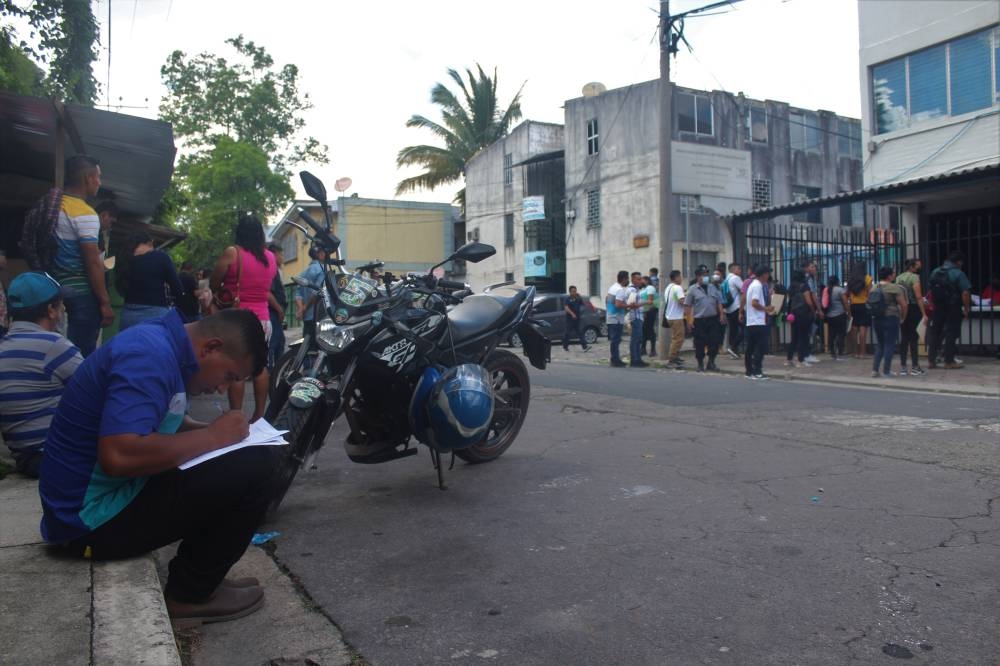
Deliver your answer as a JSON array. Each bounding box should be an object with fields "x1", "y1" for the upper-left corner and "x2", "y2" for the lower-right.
[
  {"x1": 39, "y1": 308, "x2": 274, "y2": 627},
  {"x1": 0, "y1": 272, "x2": 83, "y2": 477}
]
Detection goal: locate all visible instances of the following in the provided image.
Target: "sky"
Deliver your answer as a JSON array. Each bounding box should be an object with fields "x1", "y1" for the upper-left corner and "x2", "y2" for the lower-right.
[{"x1": 88, "y1": 0, "x2": 861, "y2": 209}]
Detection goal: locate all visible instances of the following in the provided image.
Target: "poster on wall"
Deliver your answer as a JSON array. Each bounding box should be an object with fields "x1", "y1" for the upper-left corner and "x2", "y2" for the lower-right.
[
  {"x1": 524, "y1": 250, "x2": 548, "y2": 277},
  {"x1": 523, "y1": 196, "x2": 545, "y2": 221}
]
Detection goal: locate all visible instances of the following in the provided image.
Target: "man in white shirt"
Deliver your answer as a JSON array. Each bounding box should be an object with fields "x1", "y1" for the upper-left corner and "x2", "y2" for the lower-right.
[
  {"x1": 724, "y1": 263, "x2": 743, "y2": 358},
  {"x1": 662, "y1": 270, "x2": 687, "y2": 368},
  {"x1": 744, "y1": 265, "x2": 776, "y2": 379},
  {"x1": 606, "y1": 271, "x2": 629, "y2": 367},
  {"x1": 625, "y1": 271, "x2": 647, "y2": 367}
]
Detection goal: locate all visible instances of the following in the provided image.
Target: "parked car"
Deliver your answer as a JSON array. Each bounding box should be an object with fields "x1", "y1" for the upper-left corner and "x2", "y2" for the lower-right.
[{"x1": 508, "y1": 293, "x2": 607, "y2": 347}]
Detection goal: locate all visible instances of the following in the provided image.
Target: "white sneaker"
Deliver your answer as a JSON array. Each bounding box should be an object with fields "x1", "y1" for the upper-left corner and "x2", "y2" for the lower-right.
[{"x1": 804, "y1": 355, "x2": 820, "y2": 363}]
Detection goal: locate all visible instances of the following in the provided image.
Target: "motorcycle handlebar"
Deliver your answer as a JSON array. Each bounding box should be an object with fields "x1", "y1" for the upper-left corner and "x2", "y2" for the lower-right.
[
  {"x1": 297, "y1": 207, "x2": 341, "y2": 252},
  {"x1": 437, "y1": 279, "x2": 467, "y2": 291}
]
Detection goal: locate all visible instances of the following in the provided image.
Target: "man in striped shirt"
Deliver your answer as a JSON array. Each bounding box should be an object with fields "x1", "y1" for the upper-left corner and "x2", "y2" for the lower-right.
[{"x1": 0, "y1": 272, "x2": 82, "y2": 477}]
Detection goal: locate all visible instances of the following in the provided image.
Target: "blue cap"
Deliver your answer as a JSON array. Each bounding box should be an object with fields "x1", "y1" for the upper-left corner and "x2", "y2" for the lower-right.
[{"x1": 7, "y1": 272, "x2": 69, "y2": 309}]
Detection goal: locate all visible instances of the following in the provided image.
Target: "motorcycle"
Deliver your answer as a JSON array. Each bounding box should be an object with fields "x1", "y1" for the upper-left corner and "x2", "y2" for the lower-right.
[{"x1": 264, "y1": 171, "x2": 550, "y2": 512}]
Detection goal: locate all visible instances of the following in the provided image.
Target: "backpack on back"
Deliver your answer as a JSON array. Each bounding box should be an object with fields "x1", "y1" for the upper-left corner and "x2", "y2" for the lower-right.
[
  {"x1": 19, "y1": 188, "x2": 64, "y2": 270},
  {"x1": 928, "y1": 267, "x2": 960, "y2": 310},
  {"x1": 865, "y1": 284, "x2": 887, "y2": 319},
  {"x1": 720, "y1": 278, "x2": 734, "y2": 308}
]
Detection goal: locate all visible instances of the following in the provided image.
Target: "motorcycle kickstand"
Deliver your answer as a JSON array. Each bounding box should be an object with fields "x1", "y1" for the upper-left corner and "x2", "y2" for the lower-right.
[{"x1": 430, "y1": 446, "x2": 447, "y2": 491}]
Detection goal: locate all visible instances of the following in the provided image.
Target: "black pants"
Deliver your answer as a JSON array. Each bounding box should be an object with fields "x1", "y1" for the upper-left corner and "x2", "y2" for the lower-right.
[
  {"x1": 726, "y1": 310, "x2": 742, "y2": 352},
  {"x1": 692, "y1": 317, "x2": 722, "y2": 363},
  {"x1": 68, "y1": 446, "x2": 276, "y2": 602},
  {"x1": 786, "y1": 311, "x2": 814, "y2": 362},
  {"x1": 562, "y1": 316, "x2": 586, "y2": 349},
  {"x1": 898, "y1": 307, "x2": 921, "y2": 367},
  {"x1": 643, "y1": 308, "x2": 658, "y2": 354},
  {"x1": 744, "y1": 325, "x2": 768, "y2": 376},
  {"x1": 928, "y1": 308, "x2": 961, "y2": 363},
  {"x1": 827, "y1": 314, "x2": 848, "y2": 357}
]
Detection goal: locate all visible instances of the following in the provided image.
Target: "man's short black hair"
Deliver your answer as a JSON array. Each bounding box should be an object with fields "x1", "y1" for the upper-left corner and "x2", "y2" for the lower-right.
[
  {"x1": 11, "y1": 295, "x2": 63, "y2": 324},
  {"x1": 669, "y1": 270, "x2": 681, "y2": 280},
  {"x1": 878, "y1": 265, "x2": 895, "y2": 280},
  {"x1": 568, "y1": 285, "x2": 577, "y2": 291},
  {"x1": 617, "y1": 270, "x2": 629, "y2": 282},
  {"x1": 193, "y1": 309, "x2": 267, "y2": 377},
  {"x1": 267, "y1": 243, "x2": 283, "y2": 254},
  {"x1": 65, "y1": 155, "x2": 100, "y2": 187},
  {"x1": 755, "y1": 264, "x2": 772, "y2": 276},
  {"x1": 947, "y1": 251, "x2": 964, "y2": 264},
  {"x1": 649, "y1": 267, "x2": 658, "y2": 275},
  {"x1": 95, "y1": 200, "x2": 119, "y2": 216},
  {"x1": 728, "y1": 262, "x2": 740, "y2": 271},
  {"x1": 630, "y1": 271, "x2": 642, "y2": 278}
]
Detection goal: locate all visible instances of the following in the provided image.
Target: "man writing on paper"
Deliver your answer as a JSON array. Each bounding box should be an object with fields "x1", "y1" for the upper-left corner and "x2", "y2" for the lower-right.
[{"x1": 39, "y1": 308, "x2": 274, "y2": 627}]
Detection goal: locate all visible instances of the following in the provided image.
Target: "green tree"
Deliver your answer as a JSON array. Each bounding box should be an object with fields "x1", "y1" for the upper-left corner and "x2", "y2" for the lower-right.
[
  {"x1": 396, "y1": 64, "x2": 524, "y2": 208},
  {"x1": 0, "y1": 0, "x2": 99, "y2": 104},
  {"x1": 159, "y1": 36, "x2": 326, "y2": 266}
]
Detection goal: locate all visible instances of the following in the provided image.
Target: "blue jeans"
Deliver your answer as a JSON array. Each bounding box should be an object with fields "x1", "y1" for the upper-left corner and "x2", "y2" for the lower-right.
[
  {"x1": 873, "y1": 315, "x2": 900, "y2": 375},
  {"x1": 268, "y1": 307, "x2": 286, "y2": 370},
  {"x1": 628, "y1": 319, "x2": 644, "y2": 364},
  {"x1": 64, "y1": 292, "x2": 101, "y2": 357},
  {"x1": 120, "y1": 304, "x2": 171, "y2": 331},
  {"x1": 607, "y1": 323, "x2": 623, "y2": 363}
]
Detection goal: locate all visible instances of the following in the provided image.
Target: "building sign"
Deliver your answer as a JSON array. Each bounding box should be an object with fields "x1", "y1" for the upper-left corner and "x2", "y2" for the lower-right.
[
  {"x1": 523, "y1": 196, "x2": 546, "y2": 221},
  {"x1": 524, "y1": 250, "x2": 548, "y2": 277},
  {"x1": 671, "y1": 142, "x2": 751, "y2": 200}
]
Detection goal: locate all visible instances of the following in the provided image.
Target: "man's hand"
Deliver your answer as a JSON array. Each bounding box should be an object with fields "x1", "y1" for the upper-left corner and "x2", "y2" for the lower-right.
[
  {"x1": 99, "y1": 302, "x2": 114, "y2": 327},
  {"x1": 208, "y1": 410, "x2": 250, "y2": 447},
  {"x1": 765, "y1": 305, "x2": 776, "y2": 314}
]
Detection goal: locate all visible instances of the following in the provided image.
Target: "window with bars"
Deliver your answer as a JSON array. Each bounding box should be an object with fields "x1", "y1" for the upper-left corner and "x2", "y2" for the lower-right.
[
  {"x1": 746, "y1": 105, "x2": 768, "y2": 143},
  {"x1": 872, "y1": 26, "x2": 1000, "y2": 134},
  {"x1": 586, "y1": 189, "x2": 601, "y2": 228},
  {"x1": 279, "y1": 231, "x2": 298, "y2": 262},
  {"x1": 504, "y1": 213, "x2": 514, "y2": 247},
  {"x1": 588, "y1": 259, "x2": 600, "y2": 297},
  {"x1": 586, "y1": 118, "x2": 599, "y2": 155},
  {"x1": 752, "y1": 178, "x2": 772, "y2": 210},
  {"x1": 503, "y1": 153, "x2": 513, "y2": 186},
  {"x1": 504, "y1": 271, "x2": 515, "y2": 282},
  {"x1": 677, "y1": 92, "x2": 713, "y2": 135}
]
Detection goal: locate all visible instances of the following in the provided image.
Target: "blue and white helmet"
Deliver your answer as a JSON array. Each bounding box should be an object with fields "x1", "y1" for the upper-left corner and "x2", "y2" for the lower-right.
[{"x1": 418, "y1": 364, "x2": 494, "y2": 451}]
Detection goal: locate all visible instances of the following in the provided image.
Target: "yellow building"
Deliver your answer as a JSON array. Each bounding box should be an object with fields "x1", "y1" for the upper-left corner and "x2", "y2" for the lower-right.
[{"x1": 270, "y1": 196, "x2": 462, "y2": 282}]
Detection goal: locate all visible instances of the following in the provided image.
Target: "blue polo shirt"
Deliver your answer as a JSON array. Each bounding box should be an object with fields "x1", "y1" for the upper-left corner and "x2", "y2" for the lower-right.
[{"x1": 39, "y1": 310, "x2": 197, "y2": 543}]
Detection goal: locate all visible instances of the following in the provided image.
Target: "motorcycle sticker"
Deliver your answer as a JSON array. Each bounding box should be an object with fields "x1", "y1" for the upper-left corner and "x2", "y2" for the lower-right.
[
  {"x1": 334, "y1": 307, "x2": 349, "y2": 323},
  {"x1": 377, "y1": 338, "x2": 416, "y2": 370},
  {"x1": 340, "y1": 275, "x2": 378, "y2": 307}
]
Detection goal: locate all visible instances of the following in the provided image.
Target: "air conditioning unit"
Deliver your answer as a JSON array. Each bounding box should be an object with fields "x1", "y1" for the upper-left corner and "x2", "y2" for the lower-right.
[{"x1": 467, "y1": 228, "x2": 480, "y2": 242}]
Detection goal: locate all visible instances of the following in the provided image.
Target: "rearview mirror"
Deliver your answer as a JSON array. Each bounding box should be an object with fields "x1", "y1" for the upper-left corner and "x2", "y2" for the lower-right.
[
  {"x1": 299, "y1": 171, "x2": 328, "y2": 203},
  {"x1": 452, "y1": 242, "x2": 496, "y2": 264}
]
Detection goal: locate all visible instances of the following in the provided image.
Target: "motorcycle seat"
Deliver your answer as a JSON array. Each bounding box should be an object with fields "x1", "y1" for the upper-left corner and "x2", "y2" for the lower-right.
[{"x1": 446, "y1": 287, "x2": 527, "y2": 343}]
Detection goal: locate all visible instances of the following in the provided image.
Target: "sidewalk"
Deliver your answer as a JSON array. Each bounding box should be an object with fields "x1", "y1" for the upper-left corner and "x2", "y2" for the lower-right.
[
  {"x1": 552, "y1": 337, "x2": 1000, "y2": 397},
  {"x1": 0, "y1": 473, "x2": 179, "y2": 666}
]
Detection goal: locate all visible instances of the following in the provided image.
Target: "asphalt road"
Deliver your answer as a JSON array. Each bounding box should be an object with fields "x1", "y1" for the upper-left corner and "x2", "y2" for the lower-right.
[{"x1": 262, "y1": 361, "x2": 1000, "y2": 665}]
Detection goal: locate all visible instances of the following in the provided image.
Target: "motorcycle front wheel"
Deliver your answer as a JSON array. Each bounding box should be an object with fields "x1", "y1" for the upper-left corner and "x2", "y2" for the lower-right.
[
  {"x1": 455, "y1": 349, "x2": 530, "y2": 464},
  {"x1": 267, "y1": 401, "x2": 322, "y2": 516}
]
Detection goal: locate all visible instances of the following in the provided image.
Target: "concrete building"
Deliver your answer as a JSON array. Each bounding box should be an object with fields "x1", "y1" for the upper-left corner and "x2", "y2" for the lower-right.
[
  {"x1": 272, "y1": 197, "x2": 461, "y2": 280},
  {"x1": 465, "y1": 81, "x2": 863, "y2": 298},
  {"x1": 464, "y1": 120, "x2": 565, "y2": 292},
  {"x1": 858, "y1": 1, "x2": 999, "y2": 273}
]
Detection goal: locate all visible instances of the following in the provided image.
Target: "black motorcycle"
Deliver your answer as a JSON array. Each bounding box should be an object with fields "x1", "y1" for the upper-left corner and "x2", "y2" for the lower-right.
[{"x1": 264, "y1": 171, "x2": 550, "y2": 512}]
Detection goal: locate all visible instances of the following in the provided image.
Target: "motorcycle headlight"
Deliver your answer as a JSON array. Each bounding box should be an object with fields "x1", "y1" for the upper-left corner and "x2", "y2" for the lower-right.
[{"x1": 316, "y1": 317, "x2": 369, "y2": 353}]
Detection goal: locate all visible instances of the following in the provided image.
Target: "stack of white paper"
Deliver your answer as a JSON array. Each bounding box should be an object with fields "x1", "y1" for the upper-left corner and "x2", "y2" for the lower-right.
[{"x1": 179, "y1": 419, "x2": 290, "y2": 470}]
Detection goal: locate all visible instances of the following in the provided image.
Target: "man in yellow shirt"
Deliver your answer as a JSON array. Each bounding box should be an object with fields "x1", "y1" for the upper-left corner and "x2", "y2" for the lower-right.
[{"x1": 51, "y1": 155, "x2": 114, "y2": 356}]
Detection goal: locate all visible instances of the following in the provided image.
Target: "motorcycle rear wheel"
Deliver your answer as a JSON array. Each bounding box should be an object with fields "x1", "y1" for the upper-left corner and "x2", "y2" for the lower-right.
[
  {"x1": 455, "y1": 349, "x2": 530, "y2": 464},
  {"x1": 267, "y1": 401, "x2": 322, "y2": 516}
]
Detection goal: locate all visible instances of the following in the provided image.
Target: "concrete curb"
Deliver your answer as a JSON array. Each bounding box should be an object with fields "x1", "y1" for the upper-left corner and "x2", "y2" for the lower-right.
[{"x1": 92, "y1": 555, "x2": 181, "y2": 665}]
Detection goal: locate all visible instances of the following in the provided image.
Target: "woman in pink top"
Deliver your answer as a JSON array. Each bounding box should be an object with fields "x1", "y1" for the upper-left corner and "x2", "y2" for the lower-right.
[{"x1": 210, "y1": 214, "x2": 283, "y2": 421}]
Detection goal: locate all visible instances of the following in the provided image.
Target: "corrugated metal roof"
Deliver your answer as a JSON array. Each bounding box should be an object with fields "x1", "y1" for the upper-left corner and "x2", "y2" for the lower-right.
[{"x1": 728, "y1": 163, "x2": 1000, "y2": 222}]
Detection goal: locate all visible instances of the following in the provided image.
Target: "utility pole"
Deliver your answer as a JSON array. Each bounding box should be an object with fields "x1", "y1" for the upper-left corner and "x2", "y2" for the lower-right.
[{"x1": 657, "y1": 0, "x2": 674, "y2": 360}]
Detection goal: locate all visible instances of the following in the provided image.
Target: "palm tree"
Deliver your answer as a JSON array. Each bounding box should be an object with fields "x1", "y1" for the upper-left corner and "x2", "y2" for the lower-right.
[{"x1": 396, "y1": 64, "x2": 524, "y2": 208}]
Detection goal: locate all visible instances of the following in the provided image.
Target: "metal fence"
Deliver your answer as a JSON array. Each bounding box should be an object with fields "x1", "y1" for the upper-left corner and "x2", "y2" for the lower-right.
[{"x1": 733, "y1": 219, "x2": 999, "y2": 354}]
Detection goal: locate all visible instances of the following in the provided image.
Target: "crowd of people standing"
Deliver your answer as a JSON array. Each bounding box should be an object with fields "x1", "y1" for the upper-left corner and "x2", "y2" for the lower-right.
[{"x1": 597, "y1": 251, "x2": 976, "y2": 380}]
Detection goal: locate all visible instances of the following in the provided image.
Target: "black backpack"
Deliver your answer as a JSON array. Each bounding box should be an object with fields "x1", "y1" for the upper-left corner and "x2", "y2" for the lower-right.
[
  {"x1": 866, "y1": 285, "x2": 887, "y2": 319},
  {"x1": 928, "y1": 267, "x2": 960, "y2": 309},
  {"x1": 19, "y1": 188, "x2": 64, "y2": 270}
]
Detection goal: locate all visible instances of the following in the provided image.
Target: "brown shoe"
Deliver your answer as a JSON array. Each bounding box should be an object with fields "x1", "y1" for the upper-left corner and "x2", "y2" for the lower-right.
[
  {"x1": 220, "y1": 576, "x2": 260, "y2": 588},
  {"x1": 167, "y1": 584, "x2": 264, "y2": 628}
]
